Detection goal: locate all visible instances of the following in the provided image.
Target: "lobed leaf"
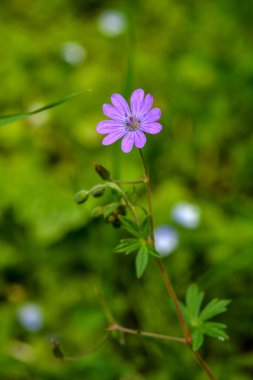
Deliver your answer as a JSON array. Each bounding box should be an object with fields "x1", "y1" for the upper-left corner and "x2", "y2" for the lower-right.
[
  {"x1": 200, "y1": 299, "x2": 230, "y2": 322},
  {"x1": 192, "y1": 329, "x2": 204, "y2": 351},
  {"x1": 119, "y1": 216, "x2": 140, "y2": 237},
  {"x1": 115, "y1": 238, "x2": 141, "y2": 255},
  {"x1": 200, "y1": 322, "x2": 228, "y2": 340},
  {"x1": 186, "y1": 284, "x2": 204, "y2": 322}
]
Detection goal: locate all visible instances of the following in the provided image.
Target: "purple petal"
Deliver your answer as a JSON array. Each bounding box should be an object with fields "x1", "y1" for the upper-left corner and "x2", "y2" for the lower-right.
[
  {"x1": 96, "y1": 120, "x2": 124, "y2": 134},
  {"x1": 121, "y1": 132, "x2": 135, "y2": 153},
  {"x1": 130, "y1": 89, "x2": 145, "y2": 117},
  {"x1": 111, "y1": 94, "x2": 130, "y2": 117},
  {"x1": 102, "y1": 130, "x2": 126, "y2": 145},
  {"x1": 140, "y1": 122, "x2": 163, "y2": 135},
  {"x1": 103, "y1": 104, "x2": 125, "y2": 121},
  {"x1": 134, "y1": 130, "x2": 146, "y2": 148},
  {"x1": 138, "y1": 94, "x2": 153, "y2": 118},
  {"x1": 142, "y1": 108, "x2": 161, "y2": 123}
]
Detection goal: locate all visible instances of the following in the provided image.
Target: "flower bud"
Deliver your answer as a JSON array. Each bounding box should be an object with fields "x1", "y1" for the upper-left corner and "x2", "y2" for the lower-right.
[
  {"x1": 91, "y1": 187, "x2": 105, "y2": 198},
  {"x1": 74, "y1": 190, "x2": 90, "y2": 204},
  {"x1": 94, "y1": 163, "x2": 111, "y2": 180},
  {"x1": 91, "y1": 207, "x2": 103, "y2": 218}
]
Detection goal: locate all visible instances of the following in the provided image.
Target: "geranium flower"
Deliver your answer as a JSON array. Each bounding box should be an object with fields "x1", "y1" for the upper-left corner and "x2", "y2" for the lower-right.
[{"x1": 96, "y1": 89, "x2": 162, "y2": 153}]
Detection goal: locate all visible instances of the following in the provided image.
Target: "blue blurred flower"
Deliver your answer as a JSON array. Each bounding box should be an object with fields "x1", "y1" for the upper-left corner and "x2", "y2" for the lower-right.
[
  {"x1": 98, "y1": 10, "x2": 126, "y2": 37},
  {"x1": 154, "y1": 225, "x2": 179, "y2": 256},
  {"x1": 61, "y1": 42, "x2": 86, "y2": 65},
  {"x1": 17, "y1": 303, "x2": 43, "y2": 332},
  {"x1": 172, "y1": 203, "x2": 201, "y2": 229}
]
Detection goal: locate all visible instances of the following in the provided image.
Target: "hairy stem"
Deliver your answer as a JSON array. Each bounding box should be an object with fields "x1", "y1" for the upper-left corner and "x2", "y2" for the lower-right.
[
  {"x1": 113, "y1": 179, "x2": 145, "y2": 185},
  {"x1": 108, "y1": 323, "x2": 186, "y2": 343},
  {"x1": 138, "y1": 149, "x2": 217, "y2": 380}
]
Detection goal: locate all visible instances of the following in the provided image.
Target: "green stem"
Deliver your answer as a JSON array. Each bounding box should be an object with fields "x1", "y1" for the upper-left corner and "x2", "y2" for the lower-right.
[
  {"x1": 113, "y1": 179, "x2": 145, "y2": 185},
  {"x1": 108, "y1": 324, "x2": 186, "y2": 344},
  {"x1": 138, "y1": 149, "x2": 217, "y2": 380}
]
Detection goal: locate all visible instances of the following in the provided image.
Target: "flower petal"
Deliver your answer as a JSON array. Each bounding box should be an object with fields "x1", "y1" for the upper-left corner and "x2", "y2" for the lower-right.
[
  {"x1": 134, "y1": 130, "x2": 146, "y2": 148},
  {"x1": 121, "y1": 132, "x2": 135, "y2": 153},
  {"x1": 130, "y1": 89, "x2": 145, "y2": 117},
  {"x1": 96, "y1": 120, "x2": 124, "y2": 134},
  {"x1": 102, "y1": 130, "x2": 127, "y2": 145},
  {"x1": 111, "y1": 94, "x2": 130, "y2": 117},
  {"x1": 140, "y1": 122, "x2": 163, "y2": 135},
  {"x1": 103, "y1": 103, "x2": 125, "y2": 121},
  {"x1": 138, "y1": 94, "x2": 153, "y2": 118},
  {"x1": 142, "y1": 108, "x2": 161, "y2": 123}
]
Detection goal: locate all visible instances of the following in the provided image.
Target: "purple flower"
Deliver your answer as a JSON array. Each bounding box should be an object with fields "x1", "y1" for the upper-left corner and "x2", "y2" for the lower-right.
[{"x1": 96, "y1": 89, "x2": 162, "y2": 153}]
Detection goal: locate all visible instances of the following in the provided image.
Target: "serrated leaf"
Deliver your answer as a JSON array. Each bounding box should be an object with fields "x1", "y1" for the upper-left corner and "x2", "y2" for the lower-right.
[
  {"x1": 115, "y1": 238, "x2": 141, "y2": 255},
  {"x1": 119, "y1": 216, "x2": 140, "y2": 237},
  {"x1": 200, "y1": 322, "x2": 228, "y2": 340},
  {"x1": 192, "y1": 329, "x2": 204, "y2": 351},
  {"x1": 135, "y1": 245, "x2": 149, "y2": 278},
  {"x1": 200, "y1": 299, "x2": 230, "y2": 321},
  {"x1": 140, "y1": 215, "x2": 151, "y2": 237},
  {"x1": 103, "y1": 202, "x2": 120, "y2": 218},
  {"x1": 0, "y1": 91, "x2": 82, "y2": 127},
  {"x1": 186, "y1": 284, "x2": 204, "y2": 322}
]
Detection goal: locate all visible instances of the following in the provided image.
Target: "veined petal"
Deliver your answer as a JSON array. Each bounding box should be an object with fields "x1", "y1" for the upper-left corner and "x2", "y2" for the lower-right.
[
  {"x1": 102, "y1": 130, "x2": 127, "y2": 145},
  {"x1": 130, "y1": 89, "x2": 145, "y2": 117},
  {"x1": 111, "y1": 94, "x2": 130, "y2": 117},
  {"x1": 97, "y1": 120, "x2": 124, "y2": 134},
  {"x1": 121, "y1": 132, "x2": 135, "y2": 153},
  {"x1": 142, "y1": 108, "x2": 161, "y2": 123},
  {"x1": 103, "y1": 103, "x2": 125, "y2": 121},
  {"x1": 140, "y1": 122, "x2": 163, "y2": 135},
  {"x1": 138, "y1": 94, "x2": 153, "y2": 118},
  {"x1": 134, "y1": 130, "x2": 146, "y2": 148}
]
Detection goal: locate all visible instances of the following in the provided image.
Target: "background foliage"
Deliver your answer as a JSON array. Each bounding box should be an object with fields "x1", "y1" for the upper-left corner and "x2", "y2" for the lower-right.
[{"x1": 0, "y1": 0, "x2": 253, "y2": 379}]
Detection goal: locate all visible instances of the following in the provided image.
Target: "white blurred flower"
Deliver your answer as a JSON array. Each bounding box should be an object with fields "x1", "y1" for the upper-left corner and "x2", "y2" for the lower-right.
[
  {"x1": 17, "y1": 303, "x2": 43, "y2": 332},
  {"x1": 98, "y1": 10, "x2": 126, "y2": 37},
  {"x1": 154, "y1": 225, "x2": 179, "y2": 256},
  {"x1": 61, "y1": 42, "x2": 86, "y2": 65},
  {"x1": 27, "y1": 102, "x2": 49, "y2": 127},
  {"x1": 172, "y1": 203, "x2": 201, "y2": 229}
]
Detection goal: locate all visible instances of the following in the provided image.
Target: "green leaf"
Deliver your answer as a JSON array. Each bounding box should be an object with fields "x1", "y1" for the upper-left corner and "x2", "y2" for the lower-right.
[
  {"x1": 119, "y1": 216, "x2": 140, "y2": 237},
  {"x1": 200, "y1": 322, "x2": 228, "y2": 340},
  {"x1": 115, "y1": 238, "x2": 141, "y2": 255},
  {"x1": 200, "y1": 299, "x2": 230, "y2": 321},
  {"x1": 135, "y1": 245, "x2": 149, "y2": 278},
  {"x1": 146, "y1": 245, "x2": 160, "y2": 258},
  {"x1": 140, "y1": 215, "x2": 151, "y2": 237},
  {"x1": 192, "y1": 329, "x2": 204, "y2": 351},
  {"x1": 186, "y1": 284, "x2": 204, "y2": 322},
  {"x1": 0, "y1": 91, "x2": 82, "y2": 127}
]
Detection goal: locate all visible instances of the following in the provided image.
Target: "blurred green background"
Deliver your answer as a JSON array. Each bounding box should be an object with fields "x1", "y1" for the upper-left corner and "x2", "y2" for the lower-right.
[{"x1": 0, "y1": 0, "x2": 253, "y2": 379}]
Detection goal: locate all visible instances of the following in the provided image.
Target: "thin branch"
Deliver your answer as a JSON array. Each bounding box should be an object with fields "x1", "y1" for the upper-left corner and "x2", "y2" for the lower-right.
[
  {"x1": 108, "y1": 323, "x2": 186, "y2": 344},
  {"x1": 51, "y1": 332, "x2": 109, "y2": 362},
  {"x1": 138, "y1": 149, "x2": 217, "y2": 380},
  {"x1": 113, "y1": 179, "x2": 145, "y2": 185},
  {"x1": 192, "y1": 350, "x2": 217, "y2": 380}
]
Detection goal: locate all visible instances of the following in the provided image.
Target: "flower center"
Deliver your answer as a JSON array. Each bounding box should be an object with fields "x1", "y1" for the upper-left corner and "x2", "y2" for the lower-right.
[{"x1": 128, "y1": 116, "x2": 140, "y2": 130}]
